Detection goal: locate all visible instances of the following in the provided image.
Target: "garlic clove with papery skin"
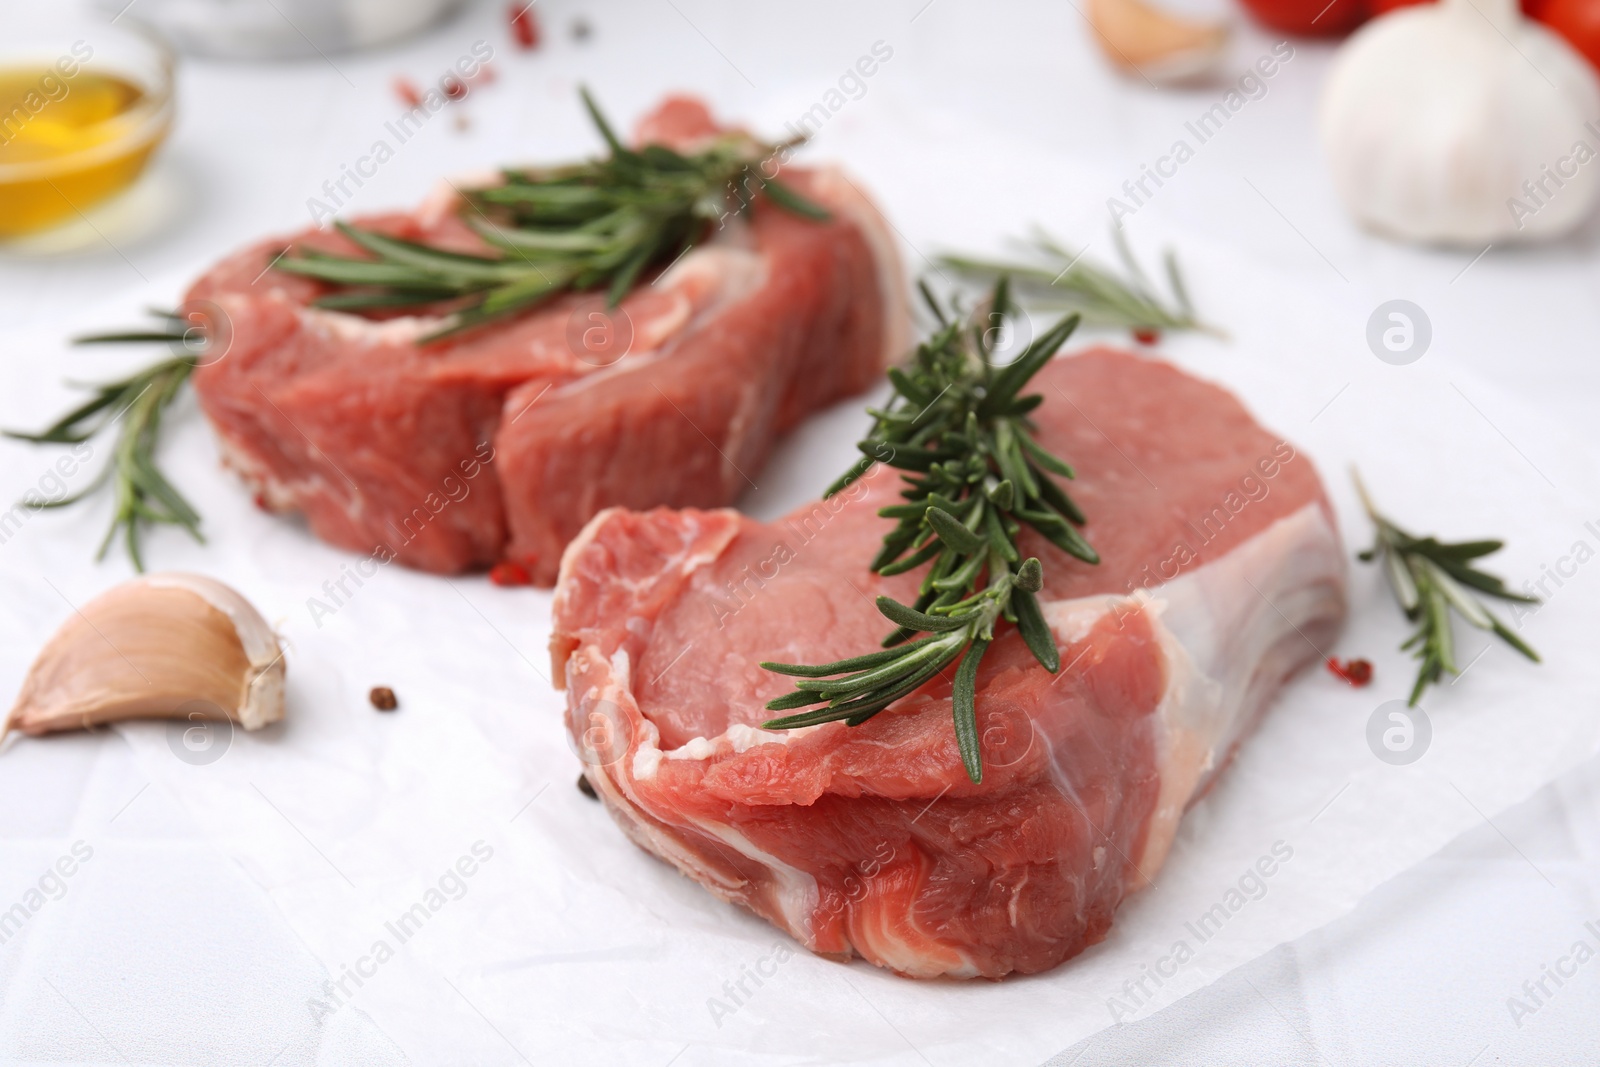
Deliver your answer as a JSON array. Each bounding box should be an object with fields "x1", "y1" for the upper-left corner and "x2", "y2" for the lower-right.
[
  {"x1": 1320, "y1": 0, "x2": 1600, "y2": 245},
  {"x1": 5, "y1": 573, "x2": 285, "y2": 738},
  {"x1": 1088, "y1": 0, "x2": 1232, "y2": 85}
]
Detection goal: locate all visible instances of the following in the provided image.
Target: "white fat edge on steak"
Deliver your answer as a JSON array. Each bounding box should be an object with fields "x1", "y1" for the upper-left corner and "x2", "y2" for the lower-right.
[
  {"x1": 1166, "y1": 505, "x2": 1344, "y2": 755},
  {"x1": 211, "y1": 413, "x2": 367, "y2": 521},
  {"x1": 719, "y1": 375, "x2": 765, "y2": 498},
  {"x1": 537, "y1": 242, "x2": 768, "y2": 412},
  {"x1": 570, "y1": 646, "x2": 823, "y2": 937},
  {"x1": 191, "y1": 292, "x2": 370, "y2": 517},
  {"x1": 549, "y1": 508, "x2": 622, "y2": 638},
  {"x1": 656, "y1": 723, "x2": 797, "y2": 765},
  {"x1": 679, "y1": 817, "x2": 823, "y2": 943},
  {"x1": 1023, "y1": 591, "x2": 1166, "y2": 914},
  {"x1": 557, "y1": 506, "x2": 824, "y2": 939},
  {"x1": 211, "y1": 433, "x2": 291, "y2": 509},
  {"x1": 300, "y1": 307, "x2": 439, "y2": 347},
  {"x1": 618, "y1": 702, "x2": 825, "y2": 943},
  {"x1": 551, "y1": 507, "x2": 743, "y2": 662},
  {"x1": 555, "y1": 511, "x2": 963, "y2": 974},
  {"x1": 605, "y1": 678, "x2": 821, "y2": 942},
  {"x1": 571, "y1": 645, "x2": 746, "y2": 896},
  {"x1": 852, "y1": 899, "x2": 981, "y2": 979},
  {"x1": 1034, "y1": 502, "x2": 1344, "y2": 888}
]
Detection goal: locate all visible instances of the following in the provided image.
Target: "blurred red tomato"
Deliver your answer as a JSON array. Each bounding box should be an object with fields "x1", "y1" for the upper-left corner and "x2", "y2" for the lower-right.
[
  {"x1": 1538, "y1": 0, "x2": 1600, "y2": 69},
  {"x1": 1236, "y1": 0, "x2": 1367, "y2": 34},
  {"x1": 1238, "y1": 0, "x2": 1558, "y2": 36}
]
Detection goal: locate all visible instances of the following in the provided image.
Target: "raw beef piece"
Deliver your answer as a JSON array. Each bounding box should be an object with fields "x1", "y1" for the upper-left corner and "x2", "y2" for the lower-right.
[
  {"x1": 186, "y1": 97, "x2": 909, "y2": 582},
  {"x1": 550, "y1": 348, "x2": 1347, "y2": 979}
]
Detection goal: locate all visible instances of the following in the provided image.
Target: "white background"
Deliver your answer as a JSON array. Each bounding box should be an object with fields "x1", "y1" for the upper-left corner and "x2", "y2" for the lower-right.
[{"x1": 2, "y1": 0, "x2": 1599, "y2": 1064}]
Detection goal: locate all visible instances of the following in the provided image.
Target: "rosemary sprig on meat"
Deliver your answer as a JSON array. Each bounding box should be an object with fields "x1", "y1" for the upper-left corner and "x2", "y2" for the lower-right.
[
  {"x1": 1353, "y1": 470, "x2": 1539, "y2": 705},
  {"x1": 761, "y1": 280, "x2": 1097, "y2": 784},
  {"x1": 5, "y1": 311, "x2": 208, "y2": 570},
  {"x1": 276, "y1": 88, "x2": 830, "y2": 342},
  {"x1": 14, "y1": 93, "x2": 829, "y2": 569},
  {"x1": 938, "y1": 227, "x2": 1218, "y2": 337}
]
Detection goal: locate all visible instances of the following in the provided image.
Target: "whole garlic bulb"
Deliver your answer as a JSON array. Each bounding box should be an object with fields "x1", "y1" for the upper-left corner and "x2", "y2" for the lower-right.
[{"x1": 1321, "y1": 0, "x2": 1600, "y2": 245}]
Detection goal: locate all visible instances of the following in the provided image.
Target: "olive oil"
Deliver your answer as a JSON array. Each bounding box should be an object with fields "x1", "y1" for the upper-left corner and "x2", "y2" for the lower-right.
[{"x1": 0, "y1": 67, "x2": 164, "y2": 236}]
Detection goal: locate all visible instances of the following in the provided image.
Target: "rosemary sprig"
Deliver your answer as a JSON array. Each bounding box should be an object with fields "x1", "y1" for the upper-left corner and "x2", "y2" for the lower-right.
[
  {"x1": 938, "y1": 227, "x2": 1218, "y2": 337},
  {"x1": 277, "y1": 88, "x2": 830, "y2": 342},
  {"x1": 1353, "y1": 470, "x2": 1539, "y2": 706},
  {"x1": 5, "y1": 311, "x2": 207, "y2": 571},
  {"x1": 761, "y1": 280, "x2": 1097, "y2": 783}
]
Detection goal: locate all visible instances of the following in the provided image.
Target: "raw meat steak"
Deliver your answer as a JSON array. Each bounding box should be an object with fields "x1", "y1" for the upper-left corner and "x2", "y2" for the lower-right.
[
  {"x1": 185, "y1": 97, "x2": 909, "y2": 582},
  {"x1": 550, "y1": 348, "x2": 1347, "y2": 978}
]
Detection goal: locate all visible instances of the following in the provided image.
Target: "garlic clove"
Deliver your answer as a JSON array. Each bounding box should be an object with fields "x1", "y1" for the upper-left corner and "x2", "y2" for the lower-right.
[
  {"x1": 1088, "y1": 0, "x2": 1231, "y2": 85},
  {"x1": 5, "y1": 573, "x2": 285, "y2": 738}
]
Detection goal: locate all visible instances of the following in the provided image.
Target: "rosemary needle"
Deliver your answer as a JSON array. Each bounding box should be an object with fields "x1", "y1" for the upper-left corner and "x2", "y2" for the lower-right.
[
  {"x1": 761, "y1": 279, "x2": 1097, "y2": 784},
  {"x1": 1353, "y1": 469, "x2": 1539, "y2": 705}
]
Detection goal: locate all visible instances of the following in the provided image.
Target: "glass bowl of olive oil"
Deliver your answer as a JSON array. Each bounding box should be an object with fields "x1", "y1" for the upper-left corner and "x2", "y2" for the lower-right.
[{"x1": 0, "y1": 13, "x2": 174, "y2": 239}]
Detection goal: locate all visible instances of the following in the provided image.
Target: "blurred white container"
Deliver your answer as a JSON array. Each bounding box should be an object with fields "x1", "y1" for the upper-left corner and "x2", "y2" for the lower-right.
[{"x1": 92, "y1": 0, "x2": 467, "y2": 59}]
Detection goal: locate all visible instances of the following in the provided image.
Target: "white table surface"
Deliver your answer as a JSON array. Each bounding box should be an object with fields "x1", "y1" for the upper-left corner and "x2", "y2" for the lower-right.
[{"x1": 2, "y1": 0, "x2": 1599, "y2": 1063}]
